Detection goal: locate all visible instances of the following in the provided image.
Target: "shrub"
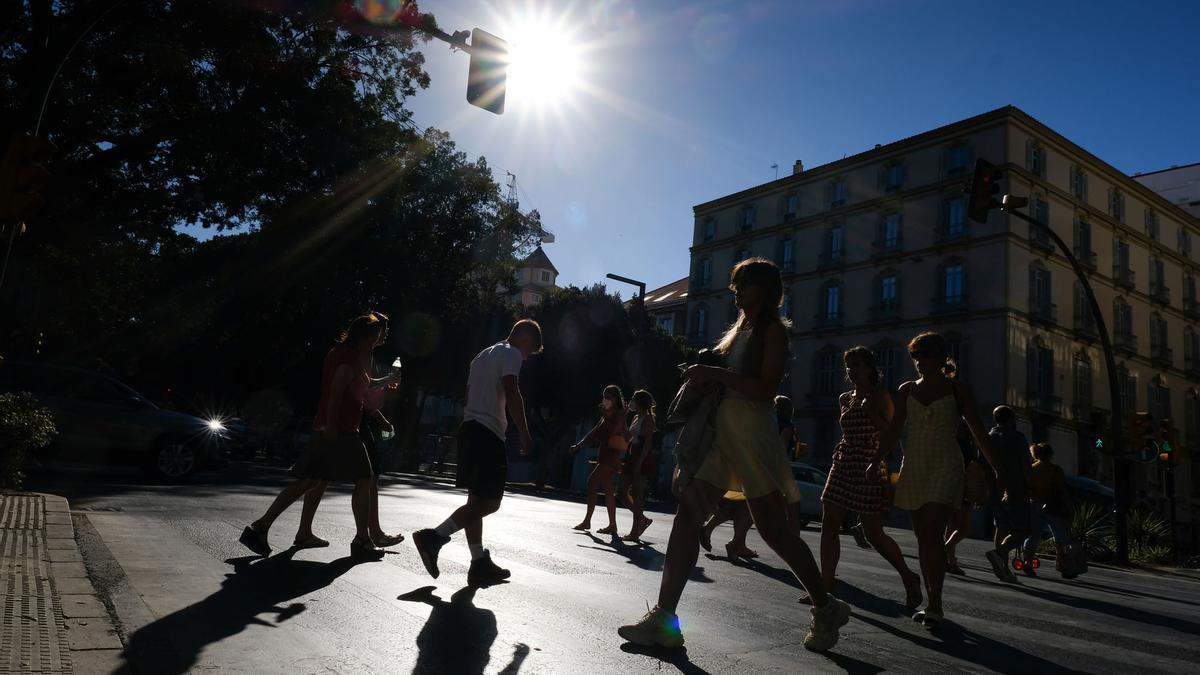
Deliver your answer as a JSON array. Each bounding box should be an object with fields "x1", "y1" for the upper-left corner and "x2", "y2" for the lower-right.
[{"x1": 0, "y1": 392, "x2": 57, "y2": 490}]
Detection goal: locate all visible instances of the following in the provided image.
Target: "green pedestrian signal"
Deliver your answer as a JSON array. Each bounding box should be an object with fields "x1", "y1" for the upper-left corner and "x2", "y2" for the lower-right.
[{"x1": 1095, "y1": 438, "x2": 1104, "y2": 450}]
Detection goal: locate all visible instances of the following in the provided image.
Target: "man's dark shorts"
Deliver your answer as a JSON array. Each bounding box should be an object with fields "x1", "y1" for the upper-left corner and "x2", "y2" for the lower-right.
[
  {"x1": 455, "y1": 420, "x2": 508, "y2": 500},
  {"x1": 992, "y1": 495, "x2": 1032, "y2": 532}
]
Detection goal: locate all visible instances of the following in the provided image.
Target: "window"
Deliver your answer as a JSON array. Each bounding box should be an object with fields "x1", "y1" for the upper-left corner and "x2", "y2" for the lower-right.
[
  {"x1": 1073, "y1": 353, "x2": 1093, "y2": 406},
  {"x1": 1110, "y1": 188, "x2": 1125, "y2": 222},
  {"x1": 875, "y1": 343, "x2": 897, "y2": 391},
  {"x1": 693, "y1": 305, "x2": 709, "y2": 340},
  {"x1": 1074, "y1": 218, "x2": 1092, "y2": 254},
  {"x1": 1150, "y1": 256, "x2": 1165, "y2": 288},
  {"x1": 946, "y1": 196, "x2": 967, "y2": 234},
  {"x1": 1187, "y1": 390, "x2": 1200, "y2": 444},
  {"x1": 945, "y1": 332, "x2": 969, "y2": 375},
  {"x1": 827, "y1": 226, "x2": 844, "y2": 261},
  {"x1": 1030, "y1": 264, "x2": 1052, "y2": 314},
  {"x1": 1187, "y1": 274, "x2": 1197, "y2": 307},
  {"x1": 703, "y1": 217, "x2": 715, "y2": 243},
  {"x1": 740, "y1": 205, "x2": 757, "y2": 232},
  {"x1": 1148, "y1": 376, "x2": 1171, "y2": 421},
  {"x1": 657, "y1": 315, "x2": 675, "y2": 334},
  {"x1": 943, "y1": 263, "x2": 965, "y2": 301},
  {"x1": 816, "y1": 350, "x2": 839, "y2": 394},
  {"x1": 885, "y1": 163, "x2": 905, "y2": 191},
  {"x1": 540, "y1": 270, "x2": 551, "y2": 283},
  {"x1": 783, "y1": 193, "x2": 799, "y2": 220},
  {"x1": 1119, "y1": 365, "x2": 1138, "y2": 411},
  {"x1": 1180, "y1": 228, "x2": 1193, "y2": 258},
  {"x1": 1114, "y1": 298, "x2": 1133, "y2": 336},
  {"x1": 1145, "y1": 209, "x2": 1159, "y2": 240},
  {"x1": 529, "y1": 291, "x2": 542, "y2": 304},
  {"x1": 823, "y1": 283, "x2": 842, "y2": 319},
  {"x1": 880, "y1": 274, "x2": 899, "y2": 308},
  {"x1": 1034, "y1": 198, "x2": 1049, "y2": 226},
  {"x1": 946, "y1": 144, "x2": 971, "y2": 174},
  {"x1": 735, "y1": 247, "x2": 751, "y2": 263},
  {"x1": 881, "y1": 213, "x2": 901, "y2": 248},
  {"x1": 830, "y1": 179, "x2": 848, "y2": 207},
  {"x1": 1026, "y1": 339, "x2": 1054, "y2": 396},
  {"x1": 1070, "y1": 165, "x2": 1089, "y2": 201},
  {"x1": 695, "y1": 257, "x2": 712, "y2": 287},
  {"x1": 1150, "y1": 313, "x2": 1169, "y2": 352},
  {"x1": 1027, "y1": 140, "x2": 1046, "y2": 178},
  {"x1": 1185, "y1": 326, "x2": 1198, "y2": 366},
  {"x1": 776, "y1": 239, "x2": 794, "y2": 271}
]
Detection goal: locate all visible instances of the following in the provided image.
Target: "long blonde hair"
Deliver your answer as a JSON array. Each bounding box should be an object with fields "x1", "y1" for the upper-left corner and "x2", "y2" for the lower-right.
[{"x1": 715, "y1": 259, "x2": 789, "y2": 372}]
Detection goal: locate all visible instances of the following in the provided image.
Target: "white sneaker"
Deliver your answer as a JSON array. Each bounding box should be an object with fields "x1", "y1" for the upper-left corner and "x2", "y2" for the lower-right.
[
  {"x1": 804, "y1": 596, "x2": 851, "y2": 652},
  {"x1": 617, "y1": 606, "x2": 685, "y2": 648}
]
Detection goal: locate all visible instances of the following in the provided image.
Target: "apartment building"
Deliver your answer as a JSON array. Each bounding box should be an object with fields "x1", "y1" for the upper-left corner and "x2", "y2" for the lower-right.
[{"x1": 686, "y1": 105, "x2": 1200, "y2": 537}]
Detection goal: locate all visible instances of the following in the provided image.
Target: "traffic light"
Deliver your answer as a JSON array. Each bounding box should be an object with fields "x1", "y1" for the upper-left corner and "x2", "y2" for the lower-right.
[
  {"x1": 0, "y1": 133, "x2": 55, "y2": 224},
  {"x1": 1158, "y1": 418, "x2": 1180, "y2": 464},
  {"x1": 466, "y1": 28, "x2": 507, "y2": 115},
  {"x1": 1132, "y1": 411, "x2": 1155, "y2": 457},
  {"x1": 966, "y1": 158, "x2": 1003, "y2": 224}
]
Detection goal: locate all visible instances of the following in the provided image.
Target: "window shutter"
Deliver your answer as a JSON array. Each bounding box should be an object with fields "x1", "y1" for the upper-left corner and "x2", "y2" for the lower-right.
[{"x1": 1025, "y1": 140, "x2": 1033, "y2": 172}]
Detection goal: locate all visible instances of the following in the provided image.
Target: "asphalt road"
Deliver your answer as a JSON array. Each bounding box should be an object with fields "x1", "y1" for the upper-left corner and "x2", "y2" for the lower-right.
[{"x1": 26, "y1": 460, "x2": 1200, "y2": 674}]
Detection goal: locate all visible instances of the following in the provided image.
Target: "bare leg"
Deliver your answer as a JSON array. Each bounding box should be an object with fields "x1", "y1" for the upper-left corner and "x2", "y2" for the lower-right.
[
  {"x1": 253, "y1": 478, "x2": 320, "y2": 532},
  {"x1": 944, "y1": 507, "x2": 969, "y2": 565},
  {"x1": 578, "y1": 466, "x2": 601, "y2": 527},
  {"x1": 600, "y1": 468, "x2": 618, "y2": 529},
  {"x1": 786, "y1": 500, "x2": 802, "y2": 535},
  {"x1": 351, "y1": 479, "x2": 374, "y2": 540},
  {"x1": 657, "y1": 480, "x2": 724, "y2": 613},
  {"x1": 860, "y1": 514, "x2": 918, "y2": 582},
  {"x1": 455, "y1": 495, "x2": 502, "y2": 552},
  {"x1": 729, "y1": 501, "x2": 753, "y2": 551},
  {"x1": 747, "y1": 492, "x2": 830, "y2": 609},
  {"x1": 911, "y1": 503, "x2": 952, "y2": 614},
  {"x1": 294, "y1": 481, "x2": 328, "y2": 541},
  {"x1": 819, "y1": 503, "x2": 847, "y2": 590}
]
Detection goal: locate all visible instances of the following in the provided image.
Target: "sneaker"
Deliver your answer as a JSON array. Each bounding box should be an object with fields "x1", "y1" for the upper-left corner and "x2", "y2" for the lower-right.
[
  {"x1": 850, "y1": 523, "x2": 871, "y2": 549},
  {"x1": 617, "y1": 606, "x2": 685, "y2": 648},
  {"x1": 985, "y1": 550, "x2": 1018, "y2": 583},
  {"x1": 467, "y1": 550, "x2": 511, "y2": 586},
  {"x1": 413, "y1": 529, "x2": 450, "y2": 579},
  {"x1": 239, "y1": 525, "x2": 271, "y2": 557},
  {"x1": 805, "y1": 596, "x2": 851, "y2": 652}
]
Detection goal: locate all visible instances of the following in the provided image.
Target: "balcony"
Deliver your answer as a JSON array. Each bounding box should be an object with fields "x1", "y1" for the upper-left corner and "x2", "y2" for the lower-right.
[
  {"x1": 1150, "y1": 282, "x2": 1171, "y2": 306},
  {"x1": 1113, "y1": 266, "x2": 1136, "y2": 291},
  {"x1": 817, "y1": 251, "x2": 845, "y2": 270},
  {"x1": 1073, "y1": 312, "x2": 1099, "y2": 342},
  {"x1": 931, "y1": 294, "x2": 969, "y2": 315},
  {"x1": 1073, "y1": 246, "x2": 1097, "y2": 272},
  {"x1": 813, "y1": 312, "x2": 845, "y2": 330},
  {"x1": 934, "y1": 224, "x2": 969, "y2": 245},
  {"x1": 1026, "y1": 392, "x2": 1064, "y2": 417},
  {"x1": 1186, "y1": 298, "x2": 1200, "y2": 321},
  {"x1": 1030, "y1": 302, "x2": 1058, "y2": 325},
  {"x1": 869, "y1": 302, "x2": 902, "y2": 323},
  {"x1": 1152, "y1": 345, "x2": 1174, "y2": 369},
  {"x1": 1029, "y1": 226, "x2": 1054, "y2": 253},
  {"x1": 1187, "y1": 357, "x2": 1200, "y2": 381},
  {"x1": 871, "y1": 238, "x2": 904, "y2": 260},
  {"x1": 689, "y1": 277, "x2": 712, "y2": 295},
  {"x1": 1113, "y1": 332, "x2": 1138, "y2": 356},
  {"x1": 1070, "y1": 400, "x2": 1096, "y2": 421}
]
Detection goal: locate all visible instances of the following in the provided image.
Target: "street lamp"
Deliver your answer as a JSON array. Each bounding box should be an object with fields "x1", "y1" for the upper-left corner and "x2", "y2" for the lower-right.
[
  {"x1": 606, "y1": 273, "x2": 647, "y2": 336},
  {"x1": 967, "y1": 160, "x2": 1131, "y2": 564}
]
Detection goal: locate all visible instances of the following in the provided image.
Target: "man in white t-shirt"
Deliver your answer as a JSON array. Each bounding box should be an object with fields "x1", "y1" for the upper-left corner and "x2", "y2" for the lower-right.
[{"x1": 413, "y1": 319, "x2": 541, "y2": 586}]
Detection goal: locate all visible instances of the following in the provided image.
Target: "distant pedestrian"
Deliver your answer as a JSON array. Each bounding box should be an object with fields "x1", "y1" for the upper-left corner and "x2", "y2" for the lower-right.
[
  {"x1": 619, "y1": 389, "x2": 657, "y2": 541},
  {"x1": 240, "y1": 312, "x2": 400, "y2": 559},
  {"x1": 570, "y1": 385, "x2": 630, "y2": 536},
  {"x1": 619, "y1": 258, "x2": 850, "y2": 652},
  {"x1": 411, "y1": 320, "x2": 541, "y2": 586},
  {"x1": 1023, "y1": 442, "x2": 1079, "y2": 577},
  {"x1": 983, "y1": 405, "x2": 1033, "y2": 582},
  {"x1": 875, "y1": 332, "x2": 998, "y2": 629},
  {"x1": 809, "y1": 346, "x2": 922, "y2": 609}
]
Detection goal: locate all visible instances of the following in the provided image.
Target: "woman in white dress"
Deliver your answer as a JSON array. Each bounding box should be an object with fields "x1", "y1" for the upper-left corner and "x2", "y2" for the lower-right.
[
  {"x1": 618, "y1": 258, "x2": 851, "y2": 652},
  {"x1": 874, "y1": 332, "x2": 997, "y2": 628}
]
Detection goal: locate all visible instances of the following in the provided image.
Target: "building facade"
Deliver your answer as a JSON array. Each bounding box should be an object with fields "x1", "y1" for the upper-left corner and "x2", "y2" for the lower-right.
[
  {"x1": 514, "y1": 246, "x2": 559, "y2": 307},
  {"x1": 1136, "y1": 163, "x2": 1200, "y2": 220},
  {"x1": 642, "y1": 277, "x2": 689, "y2": 337},
  {"x1": 686, "y1": 105, "x2": 1200, "y2": 540}
]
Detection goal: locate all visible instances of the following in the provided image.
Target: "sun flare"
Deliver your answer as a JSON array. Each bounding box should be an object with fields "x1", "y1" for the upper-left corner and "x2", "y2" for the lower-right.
[{"x1": 504, "y1": 15, "x2": 584, "y2": 110}]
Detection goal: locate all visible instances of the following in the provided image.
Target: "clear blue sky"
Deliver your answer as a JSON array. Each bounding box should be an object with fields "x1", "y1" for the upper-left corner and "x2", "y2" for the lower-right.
[{"x1": 414, "y1": 1, "x2": 1200, "y2": 294}]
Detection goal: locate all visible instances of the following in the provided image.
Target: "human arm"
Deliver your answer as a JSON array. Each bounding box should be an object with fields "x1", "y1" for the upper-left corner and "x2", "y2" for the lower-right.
[
  {"x1": 867, "y1": 390, "x2": 895, "y2": 435},
  {"x1": 368, "y1": 408, "x2": 393, "y2": 433},
  {"x1": 869, "y1": 383, "x2": 910, "y2": 476},
  {"x1": 502, "y1": 374, "x2": 532, "y2": 456},
  {"x1": 322, "y1": 364, "x2": 354, "y2": 440},
  {"x1": 682, "y1": 323, "x2": 788, "y2": 401},
  {"x1": 956, "y1": 382, "x2": 999, "y2": 471},
  {"x1": 571, "y1": 420, "x2": 604, "y2": 454}
]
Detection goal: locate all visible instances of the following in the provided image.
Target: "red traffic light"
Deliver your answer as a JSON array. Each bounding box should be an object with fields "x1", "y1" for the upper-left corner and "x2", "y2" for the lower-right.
[{"x1": 966, "y1": 158, "x2": 1002, "y2": 223}]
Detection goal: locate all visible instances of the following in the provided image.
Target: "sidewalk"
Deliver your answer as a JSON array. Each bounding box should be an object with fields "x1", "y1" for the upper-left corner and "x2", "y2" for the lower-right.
[{"x1": 0, "y1": 492, "x2": 122, "y2": 674}]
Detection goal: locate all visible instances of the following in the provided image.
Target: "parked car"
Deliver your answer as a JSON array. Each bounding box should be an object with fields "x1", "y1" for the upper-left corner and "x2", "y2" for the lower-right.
[
  {"x1": 0, "y1": 361, "x2": 227, "y2": 480},
  {"x1": 222, "y1": 417, "x2": 264, "y2": 460},
  {"x1": 791, "y1": 462, "x2": 828, "y2": 527}
]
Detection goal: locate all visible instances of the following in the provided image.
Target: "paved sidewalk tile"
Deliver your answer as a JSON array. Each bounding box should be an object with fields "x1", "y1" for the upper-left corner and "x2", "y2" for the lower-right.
[
  {"x1": 50, "y1": 561, "x2": 90, "y2": 578},
  {"x1": 61, "y1": 595, "x2": 109, "y2": 619},
  {"x1": 63, "y1": 619, "x2": 122, "y2": 651},
  {"x1": 70, "y1": 649, "x2": 123, "y2": 675},
  {"x1": 48, "y1": 547, "x2": 84, "y2": 563},
  {"x1": 55, "y1": 576, "x2": 99, "y2": 596}
]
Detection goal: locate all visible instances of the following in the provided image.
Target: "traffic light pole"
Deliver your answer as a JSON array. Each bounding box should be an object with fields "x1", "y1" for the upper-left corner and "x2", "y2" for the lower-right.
[{"x1": 1000, "y1": 203, "x2": 1130, "y2": 565}]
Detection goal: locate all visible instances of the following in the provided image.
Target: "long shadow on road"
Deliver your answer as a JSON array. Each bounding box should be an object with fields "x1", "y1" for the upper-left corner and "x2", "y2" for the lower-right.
[
  {"x1": 398, "y1": 585, "x2": 530, "y2": 675},
  {"x1": 117, "y1": 550, "x2": 364, "y2": 674},
  {"x1": 619, "y1": 643, "x2": 711, "y2": 675},
  {"x1": 578, "y1": 532, "x2": 714, "y2": 583}
]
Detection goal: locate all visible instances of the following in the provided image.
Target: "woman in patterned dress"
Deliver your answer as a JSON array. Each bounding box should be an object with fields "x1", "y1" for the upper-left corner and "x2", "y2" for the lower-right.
[
  {"x1": 809, "y1": 346, "x2": 921, "y2": 608},
  {"x1": 873, "y1": 332, "x2": 997, "y2": 628}
]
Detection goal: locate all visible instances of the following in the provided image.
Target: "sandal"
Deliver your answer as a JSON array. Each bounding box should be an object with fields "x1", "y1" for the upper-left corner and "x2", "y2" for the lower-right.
[
  {"x1": 293, "y1": 534, "x2": 330, "y2": 550},
  {"x1": 903, "y1": 574, "x2": 923, "y2": 610},
  {"x1": 921, "y1": 608, "x2": 944, "y2": 630},
  {"x1": 372, "y1": 533, "x2": 405, "y2": 548},
  {"x1": 572, "y1": 522, "x2": 591, "y2": 531},
  {"x1": 725, "y1": 543, "x2": 758, "y2": 559},
  {"x1": 350, "y1": 536, "x2": 385, "y2": 561},
  {"x1": 633, "y1": 517, "x2": 653, "y2": 539},
  {"x1": 239, "y1": 525, "x2": 271, "y2": 556},
  {"x1": 946, "y1": 562, "x2": 966, "y2": 576},
  {"x1": 597, "y1": 524, "x2": 618, "y2": 536},
  {"x1": 699, "y1": 526, "x2": 714, "y2": 552}
]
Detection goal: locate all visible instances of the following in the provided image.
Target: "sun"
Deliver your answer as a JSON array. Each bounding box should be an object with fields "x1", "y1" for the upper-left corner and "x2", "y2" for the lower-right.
[{"x1": 503, "y1": 14, "x2": 584, "y2": 110}]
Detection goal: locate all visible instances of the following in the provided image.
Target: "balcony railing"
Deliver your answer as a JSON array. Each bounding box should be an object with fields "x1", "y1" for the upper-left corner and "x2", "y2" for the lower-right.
[
  {"x1": 1150, "y1": 282, "x2": 1171, "y2": 306},
  {"x1": 931, "y1": 294, "x2": 969, "y2": 314},
  {"x1": 1073, "y1": 312, "x2": 1099, "y2": 341},
  {"x1": 1070, "y1": 400, "x2": 1095, "y2": 421},
  {"x1": 1030, "y1": 302, "x2": 1057, "y2": 324},
  {"x1": 1113, "y1": 266, "x2": 1136, "y2": 291},
  {"x1": 934, "y1": 224, "x2": 969, "y2": 245},
  {"x1": 1026, "y1": 392, "x2": 1064, "y2": 416},
  {"x1": 869, "y1": 302, "x2": 902, "y2": 323},
  {"x1": 1113, "y1": 332, "x2": 1138, "y2": 355},
  {"x1": 1073, "y1": 246, "x2": 1098, "y2": 271},
  {"x1": 813, "y1": 312, "x2": 845, "y2": 329},
  {"x1": 871, "y1": 238, "x2": 903, "y2": 259},
  {"x1": 1152, "y1": 345, "x2": 1174, "y2": 369},
  {"x1": 1186, "y1": 298, "x2": 1200, "y2": 321},
  {"x1": 817, "y1": 251, "x2": 845, "y2": 269}
]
